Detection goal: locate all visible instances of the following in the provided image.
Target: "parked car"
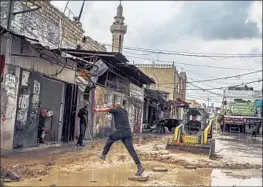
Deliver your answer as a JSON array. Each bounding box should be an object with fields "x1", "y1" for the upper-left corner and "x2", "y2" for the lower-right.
[{"x1": 156, "y1": 119, "x2": 181, "y2": 134}]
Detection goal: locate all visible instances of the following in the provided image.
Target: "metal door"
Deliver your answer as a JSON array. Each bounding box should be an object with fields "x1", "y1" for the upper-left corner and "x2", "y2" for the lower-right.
[
  {"x1": 62, "y1": 84, "x2": 78, "y2": 142},
  {"x1": 13, "y1": 71, "x2": 42, "y2": 148},
  {"x1": 39, "y1": 77, "x2": 64, "y2": 142}
]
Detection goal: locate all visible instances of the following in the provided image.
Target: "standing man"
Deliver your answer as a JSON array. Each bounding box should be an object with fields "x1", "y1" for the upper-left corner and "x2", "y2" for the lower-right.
[
  {"x1": 251, "y1": 123, "x2": 258, "y2": 138},
  {"x1": 77, "y1": 103, "x2": 89, "y2": 146},
  {"x1": 93, "y1": 102, "x2": 145, "y2": 176}
]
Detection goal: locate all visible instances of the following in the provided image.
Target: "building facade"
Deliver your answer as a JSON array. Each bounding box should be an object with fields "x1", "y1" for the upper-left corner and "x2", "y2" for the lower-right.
[
  {"x1": 135, "y1": 63, "x2": 187, "y2": 119},
  {"x1": 0, "y1": 30, "x2": 80, "y2": 152},
  {"x1": 60, "y1": 49, "x2": 154, "y2": 137},
  {"x1": 0, "y1": 0, "x2": 106, "y2": 51},
  {"x1": 186, "y1": 100, "x2": 202, "y2": 108}
]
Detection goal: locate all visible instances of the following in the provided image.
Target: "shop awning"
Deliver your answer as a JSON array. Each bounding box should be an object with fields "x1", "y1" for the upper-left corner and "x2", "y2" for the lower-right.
[{"x1": 75, "y1": 72, "x2": 89, "y2": 92}]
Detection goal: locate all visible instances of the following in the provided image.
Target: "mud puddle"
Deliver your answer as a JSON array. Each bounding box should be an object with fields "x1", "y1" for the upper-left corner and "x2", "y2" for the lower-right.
[
  {"x1": 210, "y1": 169, "x2": 262, "y2": 186},
  {"x1": 5, "y1": 161, "x2": 262, "y2": 186},
  {"x1": 5, "y1": 161, "x2": 208, "y2": 186}
]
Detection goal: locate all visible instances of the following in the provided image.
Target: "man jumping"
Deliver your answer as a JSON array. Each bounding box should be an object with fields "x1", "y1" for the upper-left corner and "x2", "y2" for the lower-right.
[{"x1": 93, "y1": 102, "x2": 145, "y2": 176}]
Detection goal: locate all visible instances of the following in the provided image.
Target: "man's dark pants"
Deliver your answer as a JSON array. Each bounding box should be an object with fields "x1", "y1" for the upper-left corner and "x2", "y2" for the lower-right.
[
  {"x1": 103, "y1": 129, "x2": 141, "y2": 165},
  {"x1": 77, "y1": 123, "x2": 87, "y2": 145}
]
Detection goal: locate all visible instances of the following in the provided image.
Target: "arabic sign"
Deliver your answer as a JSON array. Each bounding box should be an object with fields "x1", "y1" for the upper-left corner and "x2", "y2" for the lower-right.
[
  {"x1": 227, "y1": 102, "x2": 256, "y2": 116},
  {"x1": 224, "y1": 117, "x2": 245, "y2": 124},
  {"x1": 0, "y1": 1, "x2": 60, "y2": 48}
]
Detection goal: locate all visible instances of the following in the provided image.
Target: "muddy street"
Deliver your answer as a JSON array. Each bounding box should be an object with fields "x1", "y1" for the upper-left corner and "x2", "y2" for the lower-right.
[{"x1": 1, "y1": 134, "x2": 262, "y2": 186}]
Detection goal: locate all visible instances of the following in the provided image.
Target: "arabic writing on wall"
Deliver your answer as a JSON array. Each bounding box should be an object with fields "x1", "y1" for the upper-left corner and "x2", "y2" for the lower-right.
[{"x1": 0, "y1": 1, "x2": 60, "y2": 48}]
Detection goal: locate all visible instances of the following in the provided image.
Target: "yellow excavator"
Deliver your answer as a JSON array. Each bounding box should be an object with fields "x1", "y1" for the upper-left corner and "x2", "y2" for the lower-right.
[{"x1": 166, "y1": 108, "x2": 215, "y2": 159}]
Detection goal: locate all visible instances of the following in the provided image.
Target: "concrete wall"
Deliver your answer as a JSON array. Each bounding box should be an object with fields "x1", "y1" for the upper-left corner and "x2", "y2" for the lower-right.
[
  {"x1": 93, "y1": 86, "x2": 112, "y2": 137},
  {"x1": 93, "y1": 86, "x2": 129, "y2": 137},
  {"x1": 1, "y1": 65, "x2": 20, "y2": 152},
  {"x1": 0, "y1": 34, "x2": 78, "y2": 151},
  {"x1": 129, "y1": 83, "x2": 144, "y2": 133},
  {"x1": 9, "y1": 34, "x2": 77, "y2": 84},
  {"x1": 135, "y1": 64, "x2": 176, "y2": 100},
  {"x1": 135, "y1": 64, "x2": 187, "y2": 120},
  {"x1": 0, "y1": 1, "x2": 106, "y2": 51},
  {"x1": 33, "y1": 1, "x2": 106, "y2": 51}
]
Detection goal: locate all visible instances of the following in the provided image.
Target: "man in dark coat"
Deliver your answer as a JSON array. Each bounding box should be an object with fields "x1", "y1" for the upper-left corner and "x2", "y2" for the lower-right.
[
  {"x1": 77, "y1": 104, "x2": 89, "y2": 146},
  {"x1": 251, "y1": 123, "x2": 258, "y2": 137},
  {"x1": 93, "y1": 102, "x2": 145, "y2": 176}
]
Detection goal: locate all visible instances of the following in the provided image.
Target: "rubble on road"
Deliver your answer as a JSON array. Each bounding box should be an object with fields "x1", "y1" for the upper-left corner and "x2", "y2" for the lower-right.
[
  {"x1": 184, "y1": 165, "x2": 197, "y2": 169},
  {"x1": 128, "y1": 174, "x2": 150, "y2": 181},
  {"x1": 0, "y1": 166, "x2": 20, "y2": 181},
  {"x1": 152, "y1": 167, "x2": 168, "y2": 172}
]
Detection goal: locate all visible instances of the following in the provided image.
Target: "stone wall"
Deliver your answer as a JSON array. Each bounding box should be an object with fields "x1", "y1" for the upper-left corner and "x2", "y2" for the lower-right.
[
  {"x1": 135, "y1": 64, "x2": 177, "y2": 100},
  {"x1": 32, "y1": 1, "x2": 106, "y2": 51}
]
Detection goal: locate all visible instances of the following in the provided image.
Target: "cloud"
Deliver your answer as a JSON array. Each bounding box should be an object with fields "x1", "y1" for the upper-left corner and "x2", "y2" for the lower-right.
[
  {"x1": 51, "y1": 1, "x2": 262, "y2": 105},
  {"x1": 247, "y1": 1, "x2": 262, "y2": 34},
  {"x1": 139, "y1": 1, "x2": 261, "y2": 47}
]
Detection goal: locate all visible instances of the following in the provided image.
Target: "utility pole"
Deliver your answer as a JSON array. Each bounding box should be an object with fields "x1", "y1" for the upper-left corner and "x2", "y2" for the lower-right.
[{"x1": 207, "y1": 96, "x2": 210, "y2": 109}]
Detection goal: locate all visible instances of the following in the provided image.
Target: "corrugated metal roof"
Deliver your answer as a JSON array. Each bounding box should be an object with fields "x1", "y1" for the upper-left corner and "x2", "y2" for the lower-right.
[{"x1": 53, "y1": 48, "x2": 155, "y2": 85}]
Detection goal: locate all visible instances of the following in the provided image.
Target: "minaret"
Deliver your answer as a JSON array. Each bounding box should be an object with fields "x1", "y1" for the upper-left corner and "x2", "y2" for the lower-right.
[{"x1": 110, "y1": 1, "x2": 127, "y2": 53}]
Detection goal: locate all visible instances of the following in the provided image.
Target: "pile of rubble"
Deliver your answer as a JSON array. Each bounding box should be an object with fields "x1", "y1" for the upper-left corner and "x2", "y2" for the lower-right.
[{"x1": 0, "y1": 166, "x2": 20, "y2": 184}]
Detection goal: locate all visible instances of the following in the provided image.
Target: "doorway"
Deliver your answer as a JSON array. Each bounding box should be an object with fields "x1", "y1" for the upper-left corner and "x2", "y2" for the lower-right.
[
  {"x1": 39, "y1": 77, "x2": 65, "y2": 142},
  {"x1": 61, "y1": 84, "x2": 78, "y2": 142},
  {"x1": 13, "y1": 71, "x2": 42, "y2": 149}
]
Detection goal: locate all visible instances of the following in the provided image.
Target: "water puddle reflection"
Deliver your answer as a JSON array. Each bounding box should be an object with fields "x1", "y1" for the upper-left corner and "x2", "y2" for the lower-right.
[
  {"x1": 5, "y1": 161, "x2": 262, "y2": 186},
  {"x1": 210, "y1": 169, "x2": 262, "y2": 186}
]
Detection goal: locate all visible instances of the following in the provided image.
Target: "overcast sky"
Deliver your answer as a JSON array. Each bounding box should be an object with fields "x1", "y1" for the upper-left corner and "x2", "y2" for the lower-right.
[{"x1": 51, "y1": 1, "x2": 262, "y2": 106}]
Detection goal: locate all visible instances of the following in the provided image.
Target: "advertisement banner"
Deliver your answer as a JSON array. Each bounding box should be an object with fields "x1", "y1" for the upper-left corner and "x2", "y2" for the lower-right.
[{"x1": 227, "y1": 102, "x2": 256, "y2": 116}]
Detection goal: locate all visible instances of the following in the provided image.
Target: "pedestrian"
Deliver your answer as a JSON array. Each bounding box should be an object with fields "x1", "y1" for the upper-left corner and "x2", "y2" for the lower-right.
[
  {"x1": 251, "y1": 123, "x2": 258, "y2": 138},
  {"x1": 93, "y1": 102, "x2": 145, "y2": 176},
  {"x1": 38, "y1": 108, "x2": 49, "y2": 144},
  {"x1": 77, "y1": 103, "x2": 89, "y2": 146}
]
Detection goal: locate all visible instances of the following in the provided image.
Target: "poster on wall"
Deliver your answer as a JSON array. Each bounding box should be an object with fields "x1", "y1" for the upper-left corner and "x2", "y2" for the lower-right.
[{"x1": 0, "y1": 1, "x2": 60, "y2": 48}]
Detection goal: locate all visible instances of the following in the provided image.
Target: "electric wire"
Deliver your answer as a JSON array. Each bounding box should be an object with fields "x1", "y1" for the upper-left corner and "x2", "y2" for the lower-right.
[{"x1": 104, "y1": 43, "x2": 262, "y2": 58}]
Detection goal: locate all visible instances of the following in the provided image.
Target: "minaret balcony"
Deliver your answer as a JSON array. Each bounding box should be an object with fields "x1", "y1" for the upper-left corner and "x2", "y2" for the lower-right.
[{"x1": 110, "y1": 24, "x2": 127, "y2": 33}]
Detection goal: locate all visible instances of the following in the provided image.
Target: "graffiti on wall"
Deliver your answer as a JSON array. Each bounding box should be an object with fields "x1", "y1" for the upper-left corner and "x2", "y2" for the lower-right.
[
  {"x1": 1, "y1": 66, "x2": 18, "y2": 120},
  {"x1": 32, "y1": 80, "x2": 40, "y2": 108},
  {"x1": 0, "y1": 1, "x2": 60, "y2": 48},
  {"x1": 128, "y1": 104, "x2": 135, "y2": 133},
  {"x1": 15, "y1": 71, "x2": 30, "y2": 128}
]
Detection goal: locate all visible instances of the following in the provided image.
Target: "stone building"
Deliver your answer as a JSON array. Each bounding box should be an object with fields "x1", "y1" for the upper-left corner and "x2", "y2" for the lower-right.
[
  {"x1": 0, "y1": 0, "x2": 106, "y2": 51},
  {"x1": 134, "y1": 63, "x2": 187, "y2": 119},
  {"x1": 110, "y1": 2, "x2": 127, "y2": 53},
  {"x1": 0, "y1": 28, "x2": 80, "y2": 152}
]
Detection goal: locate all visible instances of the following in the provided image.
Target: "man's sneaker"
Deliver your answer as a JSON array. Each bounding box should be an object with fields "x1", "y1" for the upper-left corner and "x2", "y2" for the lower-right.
[
  {"x1": 135, "y1": 164, "x2": 145, "y2": 176},
  {"x1": 98, "y1": 154, "x2": 106, "y2": 161}
]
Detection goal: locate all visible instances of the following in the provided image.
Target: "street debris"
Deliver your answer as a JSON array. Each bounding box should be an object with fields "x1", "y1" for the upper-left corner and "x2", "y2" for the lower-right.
[
  {"x1": 184, "y1": 165, "x2": 197, "y2": 170},
  {"x1": 128, "y1": 174, "x2": 150, "y2": 181},
  {"x1": 152, "y1": 167, "x2": 168, "y2": 172},
  {"x1": 0, "y1": 166, "x2": 20, "y2": 181}
]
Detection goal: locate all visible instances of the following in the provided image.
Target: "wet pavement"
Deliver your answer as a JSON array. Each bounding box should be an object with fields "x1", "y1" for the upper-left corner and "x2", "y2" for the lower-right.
[
  {"x1": 1, "y1": 133, "x2": 262, "y2": 186},
  {"x1": 214, "y1": 133, "x2": 262, "y2": 166}
]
